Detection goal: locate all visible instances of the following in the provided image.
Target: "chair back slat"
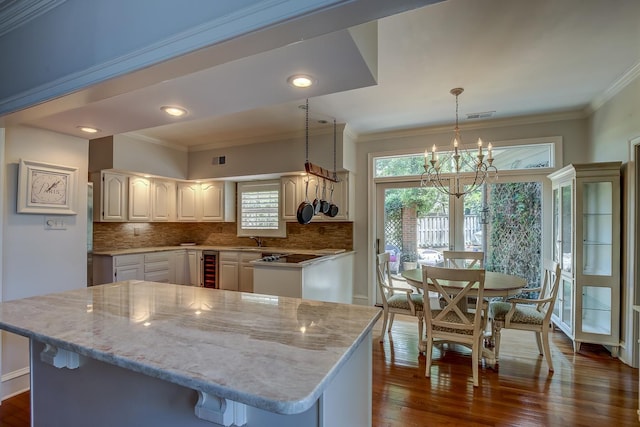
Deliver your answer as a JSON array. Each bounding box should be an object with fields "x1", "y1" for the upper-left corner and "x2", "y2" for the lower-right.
[
  {"x1": 422, "y1": 266, "x2": 485, "y2": 335},
  {"x1": 443, "y1": 251, "x2": 484, "y2": 269}
]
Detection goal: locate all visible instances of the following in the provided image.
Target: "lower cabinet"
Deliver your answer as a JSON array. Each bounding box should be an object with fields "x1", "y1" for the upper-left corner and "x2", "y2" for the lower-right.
[
  {"x1": 219, "y1": 251, "x2": 240, "y2": 291},
  {"x1": 186, "y1": 250, "x2": 203, "y2": 287},
  {"x1": 240, "y1": 252, "x2": 262, "y2": 293},
  {"x1": 219, "y1": 251, "x2": 260, "y2": 292},
  {"x1": 94, "y1": 254, "x2": 144, "y2": 285}
]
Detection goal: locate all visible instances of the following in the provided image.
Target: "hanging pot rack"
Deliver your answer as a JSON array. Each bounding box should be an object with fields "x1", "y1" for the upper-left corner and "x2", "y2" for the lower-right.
[{"x1": 303, "y1": 98, "x2": 340, "y2": 183}]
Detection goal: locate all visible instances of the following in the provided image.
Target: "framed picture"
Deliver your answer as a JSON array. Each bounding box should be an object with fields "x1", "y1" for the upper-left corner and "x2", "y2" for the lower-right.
[{"x1": 17, "y1": 159, "x2": 78, "y2": 215}]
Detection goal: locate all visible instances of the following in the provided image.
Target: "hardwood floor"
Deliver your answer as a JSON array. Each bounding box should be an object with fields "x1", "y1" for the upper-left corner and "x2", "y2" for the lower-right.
[
  {"x1": 0, "y1": 391, "x2": 29, "y2": 427},
  {"x1": 1, "y1": 316, "x2": 637, "y2": 426},
  {"x1": 372, "y1": 315, "x2": 639, "y2": 426}
]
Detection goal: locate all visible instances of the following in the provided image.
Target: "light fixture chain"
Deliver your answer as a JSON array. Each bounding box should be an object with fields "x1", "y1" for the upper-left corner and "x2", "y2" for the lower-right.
[
  {"x1": 305, "y1": 98, "x2": 309, "y2": 163},
  {"x1": 333, "y1": 118, "x2": 337, "y2": 179}
]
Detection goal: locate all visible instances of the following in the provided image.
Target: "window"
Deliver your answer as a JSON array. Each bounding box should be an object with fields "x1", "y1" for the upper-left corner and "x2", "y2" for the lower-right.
[
  {"x1": 237, "y1": 180, "x2": 286, "y2": 238},
  {"x1": 374, "y1": 141, "x2": 556, "y2": 178}
]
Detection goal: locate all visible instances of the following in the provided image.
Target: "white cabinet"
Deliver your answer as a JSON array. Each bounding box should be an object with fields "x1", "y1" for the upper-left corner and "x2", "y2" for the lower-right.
[
  {"x1": 151, "y1": 180, "x2": 175, "y2": 221},
  {"x1": 281, "y1": 172, "x2": 351, "y2": 221},
  {"x1": 93, "y1": 254, "x2": 144, "y2": 284},
  {"x1": 548, "y1": 162, "x2": 621, "y2": 355},
  {"x1": 129, "y1": 176, "x2": 152, "y2": 221},
  {"x1": 219, "y1": 251, "x2": 240, "y2": 291},
  {"x1": 177, "y1": 181, "x2": 235, "y2": 222},
  {"x1": 187, "y1": 250, "x2": 202, "y2": 286},
  {"x1": 174, "y1": 250, "x2": 187, "y2": 285},
  {"x1": 240, "y1": 252, "x2": 262, "y2": 293},
  {"x1": 143, "y1": 251, "x2": 176, "y2": 283},
  {"x1": 92, "y1": 171, "x2": 128, "y2": 222}
]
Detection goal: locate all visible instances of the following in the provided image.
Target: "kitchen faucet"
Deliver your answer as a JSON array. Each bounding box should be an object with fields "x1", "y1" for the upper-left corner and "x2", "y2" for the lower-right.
[{"x1": 250, "y1": 236, "x2": 264, "y2": 247}]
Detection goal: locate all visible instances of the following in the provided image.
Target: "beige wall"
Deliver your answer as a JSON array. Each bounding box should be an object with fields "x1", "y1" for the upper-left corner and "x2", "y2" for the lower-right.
[
  {"x1": 588, "y1": 73, "x2": 640, "y2": 367},
  {"x1": 2, "y1": 125, "x2": 89, "y2": 399}
]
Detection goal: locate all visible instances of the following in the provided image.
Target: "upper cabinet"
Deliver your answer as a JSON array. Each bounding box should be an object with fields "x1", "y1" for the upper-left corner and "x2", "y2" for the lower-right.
[
  {"x1": 92, "y1": 171, "x2": 127, "y2": 222},
  {"x1": 177, "y1": 181, "x2": 235, "y2": 222},
  {"x1": 92, "y1": 171, "x2": 234, "y2": 223},
  {"x1": 281, "y1": 172, "x2": 351, "y2": 221},
  {"x1": 548, "y1": 162, "x2": 621, "y2": 356},
  {"x1": 128, "y1": 176, "x2": 152, "y2": 221}
]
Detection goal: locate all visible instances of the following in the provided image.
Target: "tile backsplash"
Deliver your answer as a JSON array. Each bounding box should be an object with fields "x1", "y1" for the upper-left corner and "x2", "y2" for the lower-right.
[{"x1": 93, "y1": 221, "x2": 353, "y2": 251}]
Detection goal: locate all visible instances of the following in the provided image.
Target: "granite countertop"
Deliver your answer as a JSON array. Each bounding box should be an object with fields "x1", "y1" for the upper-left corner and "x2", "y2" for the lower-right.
[
  {"x1": 0, "y1": 281, "x2": 380, "y2": 414},
  {"x1": 93, "y1": 246, "x2": 347, "y2": 257}
]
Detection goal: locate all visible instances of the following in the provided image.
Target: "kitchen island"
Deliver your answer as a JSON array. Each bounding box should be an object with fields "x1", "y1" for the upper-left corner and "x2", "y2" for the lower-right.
[{"x1": 0, "y1": 281, "x2": 381, "y2": 427}]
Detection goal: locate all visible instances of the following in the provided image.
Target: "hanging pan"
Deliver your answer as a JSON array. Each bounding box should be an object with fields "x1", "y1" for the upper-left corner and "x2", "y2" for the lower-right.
[
  {"x1": 312, "y1": 181, "x2": 321, "y2": 215},
  {"x1": 297, "y1": 178, "x2": 314, "y2": 224},
  {"x1": 327, "y1": 183, "x2": 339, "y2": 217},
  {"x1": 320, "y1": 179, "x2": 330, "y2": 214}
]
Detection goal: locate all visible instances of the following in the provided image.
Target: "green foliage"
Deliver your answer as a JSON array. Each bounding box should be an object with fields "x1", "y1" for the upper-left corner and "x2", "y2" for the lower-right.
[{"x1": 400, "y1": 251, "x2": 418, "y2": 262}]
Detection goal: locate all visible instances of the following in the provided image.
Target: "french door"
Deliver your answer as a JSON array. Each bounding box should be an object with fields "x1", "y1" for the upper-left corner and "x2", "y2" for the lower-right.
[{"x1": 375, "y1": 178, "x2": 543, "y2": 298}]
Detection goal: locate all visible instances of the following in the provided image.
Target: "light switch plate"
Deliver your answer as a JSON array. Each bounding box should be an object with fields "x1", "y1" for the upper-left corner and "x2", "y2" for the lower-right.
[{"x1": 44, "y1": 217, "x2": 66, "y2": 230}]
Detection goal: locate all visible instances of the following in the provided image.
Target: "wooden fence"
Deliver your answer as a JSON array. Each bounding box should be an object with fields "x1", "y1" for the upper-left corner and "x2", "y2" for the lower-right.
[{"x1": 416, "y1": 215, "x2": 482, "y2": 248}]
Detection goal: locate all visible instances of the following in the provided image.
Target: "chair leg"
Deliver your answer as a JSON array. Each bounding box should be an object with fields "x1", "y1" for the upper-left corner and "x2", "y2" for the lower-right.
[
  {"x1": 535, "y1": 331, "x2": 543, "y2": 356},
  {"x1": 472, "y1": 336, "x2": 480, "y2": 387},
  {"x1": 417, "y1": 313, "x2": 425, "y2": 353},
  {"x1": 388, "y1": 313, "x2": 395, "y2": 332},
  {"x1": 379, "y1": 310, "x2": 389, "y2": 343},
  {"x1": 540, "y1": 329, "x2": 554, "y2": 372},
  {"x1": 492, "y1": 320, "x2": 503, "y2": 362},
  {"x1": 425, "y1": 337, "x2": 433, "y2": 378}
]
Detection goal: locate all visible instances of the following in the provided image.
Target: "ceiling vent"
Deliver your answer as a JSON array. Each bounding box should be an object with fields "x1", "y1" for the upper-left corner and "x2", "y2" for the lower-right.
[{"x1": 466, "y1": 111, "x2": 495, "y2": 120}]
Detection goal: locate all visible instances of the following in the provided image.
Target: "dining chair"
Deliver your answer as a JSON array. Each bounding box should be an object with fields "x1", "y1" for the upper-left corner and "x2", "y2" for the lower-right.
[
  {"x1": 443, "y1": 250, "x2": 484, "y2": 269},
  {"x1": 422, "y1": 265, "x2": 486, "y2": 387},
  {"x1": 489, "y1": 259, "x2": 561, "y2": 372},
  {"x1": 376, "y1": 252, "x2": 424, "y2": 345}
]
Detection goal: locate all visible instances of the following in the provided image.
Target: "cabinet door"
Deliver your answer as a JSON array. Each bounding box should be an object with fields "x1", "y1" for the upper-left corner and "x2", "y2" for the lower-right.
[
  {"x1": 177, "y1": 183, "x2": 200, "y2": 221},
  {"x1": 174, "y1": 251, "x2": 187, "y2": 285},
  {"x1": 219, "y1": 261, "x2": 239, "y2": 291},
  {"x1": 201, "y1": 181, "x2": 224, "y2": 221},
  {"x1": 239, "y1": 253, "x2": 261, "y2": 293},
  {"x1": 115, "y1": 264, "x2": 143, "y2": 281},
  {"x1": 281, "y1": 175, "x2": 301, "y2": 220},
  {"x1": 187, "y1": 250, "x2": 202, "y2": 286},
  {"x1": 152, "y1": 180, "x2": 175, "y2": 221},
  {"x1": 102, "y1": 172, "x2": 127, "y2": 221},
  {"x1": 129, "y1": 176, "x2": 152, "y2": 221},
  {"x1": 325, "y1": 172, "x2": 349, "y2": 221}
]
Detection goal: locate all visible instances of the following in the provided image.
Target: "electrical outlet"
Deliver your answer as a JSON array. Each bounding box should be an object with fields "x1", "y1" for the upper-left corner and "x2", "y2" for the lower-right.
[{"x1": 134, "y1": 226, "x2": 141, "y2": 236}]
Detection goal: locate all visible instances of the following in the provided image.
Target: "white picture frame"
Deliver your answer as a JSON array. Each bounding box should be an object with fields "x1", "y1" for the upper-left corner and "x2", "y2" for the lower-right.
[{"x1": 17, "y1": 159, "x2": 78, "y2": 215}]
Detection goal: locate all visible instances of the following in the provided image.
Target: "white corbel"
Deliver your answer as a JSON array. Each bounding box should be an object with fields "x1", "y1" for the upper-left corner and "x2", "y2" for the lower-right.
[
  {"x1": 195, "y1": 390, "x2": 247, "y2": 426},
  {"x1": 40, "y1": 344, "x2": 80, "y2": 369}
]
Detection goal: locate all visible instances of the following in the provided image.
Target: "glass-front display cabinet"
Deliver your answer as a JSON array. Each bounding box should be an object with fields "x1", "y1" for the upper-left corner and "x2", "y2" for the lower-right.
[{"x1": 548, "y1": 162, "x2": 621, "y2": 356}]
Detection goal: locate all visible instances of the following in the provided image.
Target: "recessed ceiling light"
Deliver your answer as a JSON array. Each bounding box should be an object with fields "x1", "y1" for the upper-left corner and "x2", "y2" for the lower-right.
[
  {"x1": 77, "y1": 126, "x2": 100, "y2": 133},
  {"x1": 287, "y1": 74, "x2": 315, "y2": 88},
  {"x1": 161, "y1": 105, "x2": 188, "y2": 117}
]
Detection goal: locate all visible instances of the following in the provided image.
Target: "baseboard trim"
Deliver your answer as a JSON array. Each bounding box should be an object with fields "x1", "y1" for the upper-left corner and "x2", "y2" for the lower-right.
[{"x1": 2, "y1": 366, "x2": 29, "y2": 382}]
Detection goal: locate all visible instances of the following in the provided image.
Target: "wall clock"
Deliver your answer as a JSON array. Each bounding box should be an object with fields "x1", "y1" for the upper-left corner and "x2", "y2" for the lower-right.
[{"x1": 18, "y1": 159, "x2": 78, "y2": 215}]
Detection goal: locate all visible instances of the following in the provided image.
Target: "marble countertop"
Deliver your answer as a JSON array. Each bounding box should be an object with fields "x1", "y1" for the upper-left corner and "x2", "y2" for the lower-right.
[
  {"x1": 93, "y1": 246, "x2": 347, "y2": 257},
  {"x1": 0, "y1": 281, "x2": 380, "y2": 414}
]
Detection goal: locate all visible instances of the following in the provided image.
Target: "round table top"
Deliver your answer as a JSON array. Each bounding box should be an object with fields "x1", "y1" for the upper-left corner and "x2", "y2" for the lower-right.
[{"x1": 401, "y1": 268, "x2": 527, "y2": 297}]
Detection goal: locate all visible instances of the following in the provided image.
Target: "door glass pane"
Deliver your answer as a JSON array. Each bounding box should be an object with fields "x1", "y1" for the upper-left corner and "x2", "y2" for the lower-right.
[
  {"x1": 582, "y1": 286, "x2": 611, "y2": 335},
  {"x1": 382, "y1": 186, "x2": 448, "y2": 274},
  {"x1": 562, "y1": 278, "x2": 573, "y2": 329},
  {"x1": 561, "y1": 185, "x2": 572, "y2": 273},
  {"x1": 484, "y1": 181, "x2": 543, "y2": 293},
  {"x1": 582, "y1": 181, "x2": 613, "y2": 276}
]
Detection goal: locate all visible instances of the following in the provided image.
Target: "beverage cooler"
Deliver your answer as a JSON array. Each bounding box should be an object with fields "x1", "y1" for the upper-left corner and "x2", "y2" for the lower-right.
[{"x1": 202, "y1": 251, "x2": 219, "y2": 288}]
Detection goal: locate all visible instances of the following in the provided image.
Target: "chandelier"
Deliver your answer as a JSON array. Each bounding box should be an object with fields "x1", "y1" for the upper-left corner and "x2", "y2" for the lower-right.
[{"x1": 420, "y1": 88, "x2": 497, "y2": 198}]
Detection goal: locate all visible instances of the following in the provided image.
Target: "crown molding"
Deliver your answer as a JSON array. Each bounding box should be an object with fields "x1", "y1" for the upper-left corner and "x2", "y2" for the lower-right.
[
  {"x1": 0, "y1": 0, "x2": 66, "y2": 38},
  {"x1": 355, "y1": 110, "x2": 586, "y2": 143},
  {"x1": 588, "y1": 61, "x2": 640, "y2": 114}
]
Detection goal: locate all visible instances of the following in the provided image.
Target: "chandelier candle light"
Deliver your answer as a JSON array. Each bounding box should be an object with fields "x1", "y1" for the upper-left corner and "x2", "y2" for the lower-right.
[{"x1": 421, "y1": 88, "x2": 498, "y2": 198}]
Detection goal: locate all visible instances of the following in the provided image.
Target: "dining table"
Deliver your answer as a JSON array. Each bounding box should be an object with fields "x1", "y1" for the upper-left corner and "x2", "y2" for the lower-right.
[{"x1": 401, "y1": 267, "x2": 527, "y2": 366}]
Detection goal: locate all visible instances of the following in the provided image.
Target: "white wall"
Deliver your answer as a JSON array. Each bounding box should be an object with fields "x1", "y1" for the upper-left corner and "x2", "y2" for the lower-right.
[
  {"x1": 188, "y1": 125, "x2": 351, "y2": 180},
  {"x1": 1, "y1": 125, "x2": 88, "y2": 399},
  {"x1": 352, "y1": 115, "x2": 588, "y2": 304}
]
